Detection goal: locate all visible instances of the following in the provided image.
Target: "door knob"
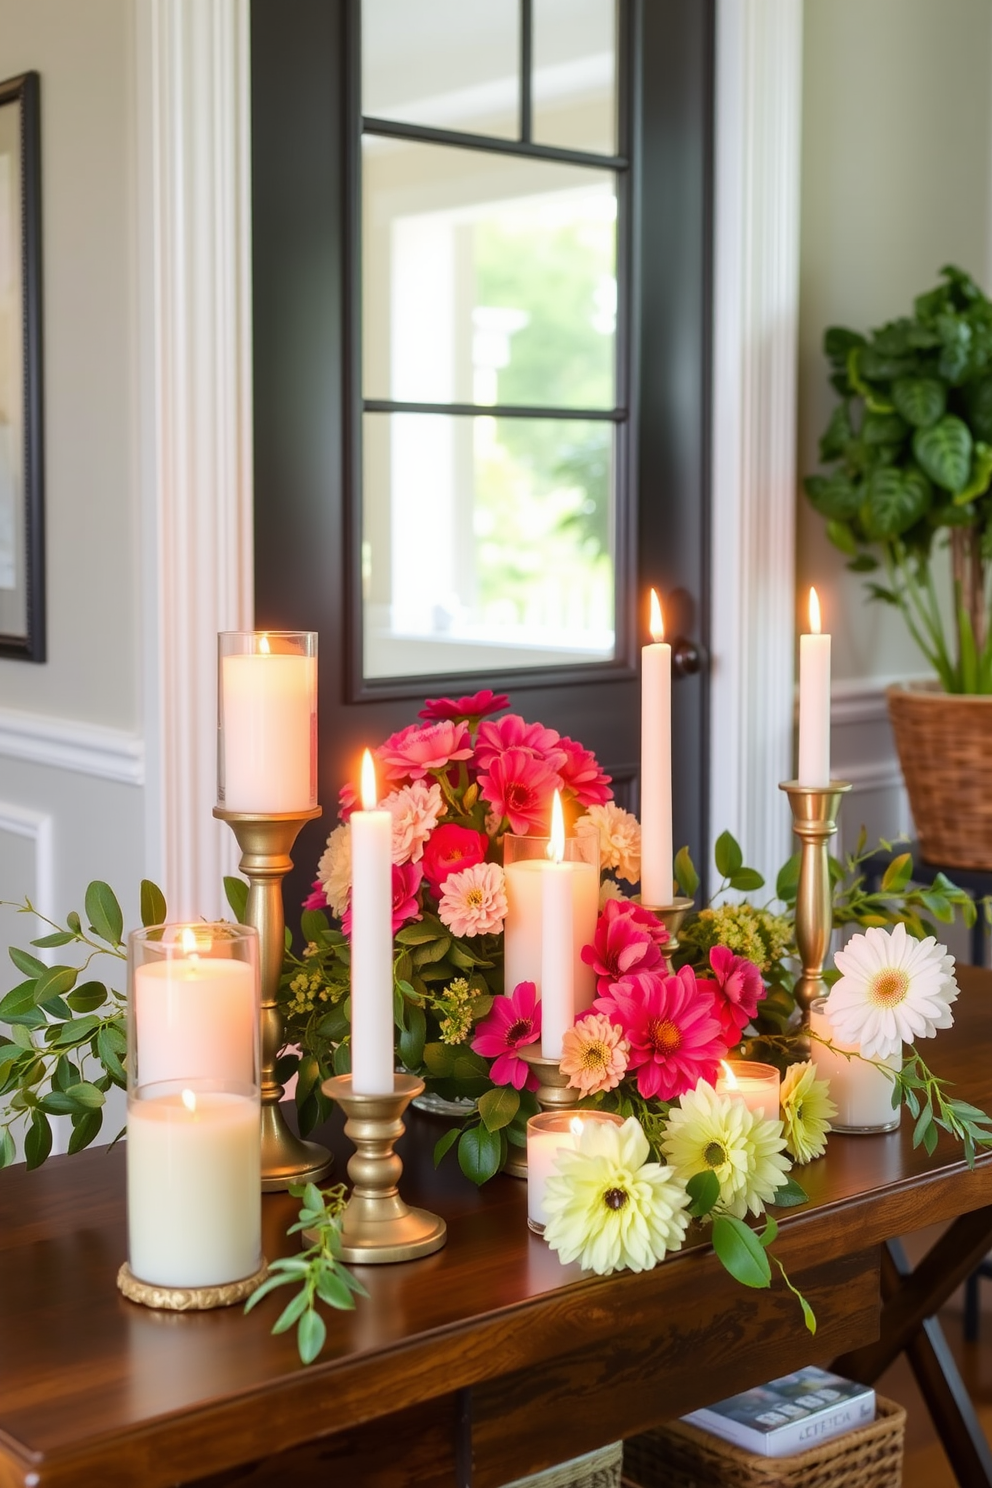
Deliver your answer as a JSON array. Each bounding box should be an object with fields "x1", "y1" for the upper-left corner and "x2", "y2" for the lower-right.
[{"x1": 671, "y1": 637, "x2": 702, "y2": 678}]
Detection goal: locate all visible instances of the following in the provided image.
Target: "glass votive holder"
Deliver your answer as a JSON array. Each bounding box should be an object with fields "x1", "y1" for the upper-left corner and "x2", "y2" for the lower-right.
[
  {"x1": 503, "y1": 831, "x2": 599, "y2": 1009},
  {"x1": 714, "y1": 1060, "x2": 782, "y2": 1119},
  {"x1": 527, "y1": 1109, "x2": 624, "y2": 1236},
  {"x1": 126, "y1": 924, "x2": 262, "y2": 1289},
  {"x1": 217, "y1": 630, "x2": 317, "y2": 813},
  {"x1": 809, "y1": 996, "x2": 901, "y2": 1134}
]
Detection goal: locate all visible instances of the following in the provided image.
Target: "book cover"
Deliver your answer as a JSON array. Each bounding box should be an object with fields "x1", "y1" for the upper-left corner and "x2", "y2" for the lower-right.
[{"x1": 681, "y1": 1366, "x2": 876, "y2": 1458}]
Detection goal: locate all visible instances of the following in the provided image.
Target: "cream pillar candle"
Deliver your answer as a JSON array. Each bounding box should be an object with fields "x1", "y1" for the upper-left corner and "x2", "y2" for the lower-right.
[
  {"x1": 809, "y1": 999, "x2": 900, "y2": 1132},
  {"x1": 526, "y1": 1110, "x2": 624, "y2": 1233},
  {"x1": 219, "y1": 632, "x2": 317, "y2": 812},
  {"x1": 715, "y1": 1060, "x2": 782, "y2": 1119},
  {"x1": 541, "y1": 792, "x2": 574, "y2": 1061},
  {"x1": 126, "y1": 1088, "x2": 261, "y2": 1287},
  {"x1": 134, "y1": 930, "x2": 256, "y2": 1088},
  {"x1": 640, "y1": 588, "x2": 673, "y2": 905},
  {"x1": 349, "y1": 750, "x2": 395, "y2": 1095},
  {"x1": 797, "y1": 588, "x2": 831, "y2": 787}
]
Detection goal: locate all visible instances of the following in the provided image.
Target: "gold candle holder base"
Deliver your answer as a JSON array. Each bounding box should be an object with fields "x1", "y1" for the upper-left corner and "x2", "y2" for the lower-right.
[
  {"x1": 779, "y1": 782, "x2": 852, "y2": 1021},
  {"x1": 503, "y1": 1045, "x2": 583, "y2": 1179},
  {"x1": 117, "y1": 1259, "x2": 268, "y2": 1311},
  {"x1": 636, "y1": 895, "x2": 694, "y2": 971},
  {"x1": 214, "y1": 806, "x2": 333, "y2": 1192},
  {"x1": 320, "y1": 1072, "x2": 446, "y2": 1263}
]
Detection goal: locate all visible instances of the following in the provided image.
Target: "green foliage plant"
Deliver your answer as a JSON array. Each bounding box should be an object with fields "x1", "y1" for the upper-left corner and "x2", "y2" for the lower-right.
[{"x1": 805, "y1": 265, "x2": 992, "y2": 692}]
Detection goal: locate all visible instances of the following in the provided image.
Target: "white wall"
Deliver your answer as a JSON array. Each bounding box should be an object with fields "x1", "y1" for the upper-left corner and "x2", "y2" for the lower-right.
[{"x1": 798, "y1": 0, "x2": 992, "y2": 853}]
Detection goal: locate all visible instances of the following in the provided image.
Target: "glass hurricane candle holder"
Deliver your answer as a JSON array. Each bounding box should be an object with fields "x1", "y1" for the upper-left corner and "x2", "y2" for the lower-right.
[
  {"x1": 503, "y1": 832, "x2": 599, "y2": 1010},
  {"x1": 122, "y1": 923, "x2": 264, "y2": 1300},
  {"x1": 809, "y1": 996, "x2": 900, "y2": 1134},
  {"x1": 217, "y1": 630, "x2": 317, "y2": 813},
  {"x1": 526, "y1": 1109, "x2": 624, "y2": 1235},
  {"x1": 715, "y1": 1061, "x2": 782, "y2": 1119}
]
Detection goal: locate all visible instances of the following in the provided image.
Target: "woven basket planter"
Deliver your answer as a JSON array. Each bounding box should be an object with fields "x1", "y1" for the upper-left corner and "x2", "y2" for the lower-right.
[
  {"x1": 501, "y1": 1441, "x2": 622, "y2": 1488},
  {"x1": 887, "y1": 682, "x2": 992, "y2": 870},
  {"x1": 622, "y1": 1395, "x2": 905, "y2": 1488}
]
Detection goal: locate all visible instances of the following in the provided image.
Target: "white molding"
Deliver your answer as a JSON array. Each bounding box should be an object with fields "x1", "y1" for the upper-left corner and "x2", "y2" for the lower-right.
[
  {"x1": 828, "y1": 674, "x2": 923, "y2": 728},
  {"x1": 0, "y1": 710, "x2": 143, "y2": 785},
  {"x1": 709, "y1": 0, "x2": 804, "y2": 882},
  {"x1": 136, "y1": 0, "x2": 254, "y2": 920},
  {"x1": 0, "y1": 802, "x2": 54, "y2": 920}
]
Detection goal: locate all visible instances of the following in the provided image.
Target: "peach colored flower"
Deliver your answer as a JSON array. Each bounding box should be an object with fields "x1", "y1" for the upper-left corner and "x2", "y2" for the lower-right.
[
  {"x1": 560, "y1": 1015, "x2": 629, "y2": 1094},
  {"x1": 382, "y1": 779, "x2": 445, "y2": 864},
  {"x1": 575, "y1": 802, "x2": 641, "y2": 883},
  {"x1": 316, "y1": 823, "x2": 351, "y2": 917},
  {"x1": 438, "y1": 861, "x2": 507, "y2": 938}
]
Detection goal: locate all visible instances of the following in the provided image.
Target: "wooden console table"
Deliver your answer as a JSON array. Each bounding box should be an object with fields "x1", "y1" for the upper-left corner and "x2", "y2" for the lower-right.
[{"x1": 3, "y1": 967, "x2": 992, "y2": 1488}]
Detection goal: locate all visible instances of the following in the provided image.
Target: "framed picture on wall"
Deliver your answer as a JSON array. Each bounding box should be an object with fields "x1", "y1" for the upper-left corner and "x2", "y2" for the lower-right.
[{"x1": 0, "y1": 70, "x2": 44, "y2": 662}]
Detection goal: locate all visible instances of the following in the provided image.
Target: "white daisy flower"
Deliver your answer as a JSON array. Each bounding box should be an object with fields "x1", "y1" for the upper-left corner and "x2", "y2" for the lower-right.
[{"x1": 828, "y1": 923, "x2": 958, "y2": 1059}]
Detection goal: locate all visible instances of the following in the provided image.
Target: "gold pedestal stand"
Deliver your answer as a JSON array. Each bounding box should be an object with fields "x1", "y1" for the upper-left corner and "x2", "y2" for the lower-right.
[
  {"x1": 779, "y1": 782, "x2": 852, "y2": 1020},
  {"x1": 319, "y1": 1073, "x2": 446, "y2": 1263},
  {"x1": 636, "y1": 895, "x2": 694, "y2": 972},
  {"x1": 116, "y1": 1259, "x2": 268, "y2": 1311},
  {"x1": 503, "y1": 1044, "x2": 582, "y2": 1179},
  {"x1": 214, "y1": 806, "x2": 333, "y2": 1191}
]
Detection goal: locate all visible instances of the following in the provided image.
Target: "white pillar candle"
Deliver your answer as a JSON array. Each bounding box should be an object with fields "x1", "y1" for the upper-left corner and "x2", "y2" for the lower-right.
[
  {"x1": 640, "y1": 588, "x2": 673, "y2": 906},
  {"x1": 349, "y1": 750, "x2": 395, "y2": 1095},
  {"x1": 541, "y1": 792, "x2": 574, "y2": 1061},
  {"x1": 809, "y1": 1000, "x2": 900, "y2": 1132},
  {"x1": 715, "y1": 1060, "x2": 781, "y2": 1119},
  {"x1": 504, "y1": 846, "x2": 598, "y2": 1010},
  {"x1": 134, "y1": 932, "x2": 256, "y2": 1088},
  {"x1": 220, "y1": 635, "x2": 317, "y2": 812},
  {"x1": 127, "y1": 1088, "x2": 261, "y2": 1287},
  {"x1": 797, "y1": 587, "x2": 831, "y2": 787},
  {"x1": 526, "y1": 1110, "x2": 624, "y2": 1233}
]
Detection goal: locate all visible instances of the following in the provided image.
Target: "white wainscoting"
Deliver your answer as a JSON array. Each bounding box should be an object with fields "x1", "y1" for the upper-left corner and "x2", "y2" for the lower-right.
[
  {"x1": 830, "y1": 677, "x2": 912, "y2": 860},
  {"x1": 0, "y1": 708, "x2": 144, "y2": 786}
]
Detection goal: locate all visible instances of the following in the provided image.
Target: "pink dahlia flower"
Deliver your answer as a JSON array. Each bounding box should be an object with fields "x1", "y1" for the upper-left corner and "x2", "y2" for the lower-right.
[
  {"x1": 342, "y1": 861, "x2": 423, "y2": 938},
  {"x1": 338, "y1": 782, "x2": 359, "y2": 821},
  {"x1": 475, "y1": 714, "x2": 567, "y2": 773},
  {"x1": 557, "y1": 736, "x2": 613, "y2": 806},
  {"x1": 595, "y1": 966, "x2": 726, "y2": 1101},
  {"x1": 438, "y1": 861, "x2": 507, "y2": 938},
  {"x1": 422, "y1": 823, "x2": 489, "y2": 895},
  {"x1": 708, "y1": 944, "x2": 766, "y2": 1045},
  {"x1": 302, "y1": 878, "x2": 328, "y2": 913},
  {"x1": 478, "y1": 746, "x2": 564, "y2": 835},
  {"x1": 419, "y1": 690, "x2": 509, "y2": 723},
  {"x1": 581, "y1": 898, "x2": 669, "y2": 992},
  {"x1": 560, "y1": 1014, "x2": 629, "y2": 1094},
  {"x1": 382, "y1": 779, "x2": 445, "y2": 865},
  {"x1": 377, "y1": 720, "x2": 473, "y2": 782},
  {"x1": 471, "y1": 980, "x2": 541, "y2": 1090}
]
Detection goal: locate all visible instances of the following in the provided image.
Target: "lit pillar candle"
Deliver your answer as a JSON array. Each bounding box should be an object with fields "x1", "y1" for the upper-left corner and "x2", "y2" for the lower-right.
[
  {"x1": 133, "y1": 928, "x2": 256, "y2": 1087},
  {"x1": 640, "y1": 588, "x2": 673, "y2": 906},
  {"x1": 715, "y1": 1060, "x2": 782, "y2": 1119},
  {"x1": 541, "y1": 792, "x2": 574, "y2": 1061},
  {"x1": 349, "y1": 750, "x2": 395, "y2": 1095},
  {"x1": 797, "y1": 588, "x2": 831, "y2": 787},
  {"x1": 219, "y1": 632, "x2": 317, "y2": 813},
  {"x1": 809, "y1": 999, "x2": 900, "y2": 1132},
  {"x1": 526, "y1": 1110, "x2": 624, "y2": 1233},
  {"x1": 127, "y1": 1086, "x2": 261, "y2": 1287}
]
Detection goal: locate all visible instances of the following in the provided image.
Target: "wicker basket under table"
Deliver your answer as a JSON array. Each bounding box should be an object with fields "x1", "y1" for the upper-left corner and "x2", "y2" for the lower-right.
[
  {"x1": 621, "y1": 1395, "x2": 906, "y2": 1488},
  {"x1": 500, "y1": 1441, "x2": 623, "y2": 1488}
]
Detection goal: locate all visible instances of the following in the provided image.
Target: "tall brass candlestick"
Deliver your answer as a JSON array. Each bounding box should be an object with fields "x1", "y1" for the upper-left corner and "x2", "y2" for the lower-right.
[
  {"x1": 214, "y1": 807, "x2": 333, "y2": 1191},
  {"x1": 779, "y1": 782, "x2": 851, "y2": 1019},
  {"x1": 636, "y1": 895, "x2": 694, "y2": 973}
]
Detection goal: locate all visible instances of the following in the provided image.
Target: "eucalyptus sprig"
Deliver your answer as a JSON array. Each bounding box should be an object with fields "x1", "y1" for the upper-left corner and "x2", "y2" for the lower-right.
[{"x1": 244, "y1": 1182, "x2": 368, "y2": 1364}]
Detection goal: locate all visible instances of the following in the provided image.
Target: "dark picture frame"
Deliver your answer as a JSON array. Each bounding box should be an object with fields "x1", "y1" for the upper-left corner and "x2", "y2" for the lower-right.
[{"x1": 0, "y1": 70, "x2": 44, "y2": 662}]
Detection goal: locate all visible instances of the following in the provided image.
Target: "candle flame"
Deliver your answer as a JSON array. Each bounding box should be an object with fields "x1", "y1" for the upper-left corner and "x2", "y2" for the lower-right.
[
  {"x1": 181, "y1": 1088, "x2": 197, "y2": 1113},
  {"x1": 649, "y1": 588, "x2": 665, "y2": 643},
  {"x1": 720, "y1": 1060, "x2": 739, "y2": 1090},
  {"x1": 809, "y1": 587, "x2": 821, "y2": 635},
  {"x1": 180, "y1": 928, "x2": 198, "y2": 957},
  {"x1": 569, "y1": 1116, "x2": 584, "y2": 1139},
  {"x1": 258, "y1": 633, "x2": 271, "y2": 655},
  {"x1": 360, "y1": 749, "x2": 378, "y2": 811},
  {"x1": 547, "y1": 789, "x2": 565, "y2": 864}
]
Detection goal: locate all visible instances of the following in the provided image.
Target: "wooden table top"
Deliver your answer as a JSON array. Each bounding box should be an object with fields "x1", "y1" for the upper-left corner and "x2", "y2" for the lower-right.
[{"x1": 2, "y1": 966, "x2": 991, "y2": 1488}]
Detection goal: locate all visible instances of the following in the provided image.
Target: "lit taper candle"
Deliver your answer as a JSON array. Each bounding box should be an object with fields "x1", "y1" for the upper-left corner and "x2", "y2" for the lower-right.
[
  {"x1": 640, "y1": 588, "x2": 673, "y2": 905},
  {"x1": 798, "y1": 587, "x2": 831, "y2": 786},
  {"x1": 349, "y1": 751, "x2": 395, "y2": 1095}
]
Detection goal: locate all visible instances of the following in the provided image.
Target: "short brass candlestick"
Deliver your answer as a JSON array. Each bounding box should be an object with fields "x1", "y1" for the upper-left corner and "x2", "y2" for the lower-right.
[
  {"x1": 214, "y1": 806, "x2": 333, "y2": 1191},
  {"x1": 779, "y1": 782, "x2": 852, "y2": 1020},
  {"x1": 636, "y1": 895, "x2": 694, "y2": 972},
  {"x1": 320, "y1": 1073, "x2": 446, "y2": 1263},
  {"x1": 504, "y1": 1044, "x2": 582, "y2": 1179}
]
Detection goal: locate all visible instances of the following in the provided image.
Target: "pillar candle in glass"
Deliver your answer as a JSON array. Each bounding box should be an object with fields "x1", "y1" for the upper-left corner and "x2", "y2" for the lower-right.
[
  {"x1": 715, "y1": 1060, "x2": 781, "y2": 1119},
  {"x1": 503, "y1": 830, "x2": 598, "y2": 1017},
  {"x1": 349, "y1": 749, "x2": 395, "y2": 1095},
  {"x1": 809, "y1": 996, "x2": 900, "y2": 1133},
  {"x1": 526, "y1": 1110, "x2": 624, "y2": 1234},
  {"x1": 126, "y1": 924, "x2": 262, "y2": 1288},
  {"x1": 217, "y1": 631, "x2": 317, "y2": 813},
  {"x1": 797, "y1": 588, "x2": 831, "y2": 787},
  {"x1": 640, "y1": 588, "x2": 673, "y2": 906}
]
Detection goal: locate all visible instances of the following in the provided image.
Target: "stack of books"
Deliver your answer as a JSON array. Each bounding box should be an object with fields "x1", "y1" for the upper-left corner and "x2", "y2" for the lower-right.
[{"x1": 681, "y1": 1366, "x2": 876, "y2": 1458}]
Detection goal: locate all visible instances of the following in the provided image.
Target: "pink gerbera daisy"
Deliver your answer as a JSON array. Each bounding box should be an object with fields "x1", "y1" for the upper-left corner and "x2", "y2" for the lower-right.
[
  {"x1": 595, "y1": 967, "x2": 727, "y2": 1101},
  {"x1": 418, "y1": 690, "x2": 509, "y2": 723},
  {"x1": 377, "y1": 720, "x2": 474, "y2": 782},
  {"x1": 582, "y1": 898, "x2": 669, "y2": 992},
  {"x1": 477, "y1": 746, "x2": 564, "y2": 835},
  {"x1": 557, "y1": 737, "x2": 613, "y2": 806},
  {"x1": 471, "y1": 981, "x2": 542, "y2": 1090},
  {"x1": 708, "y1": 944, "x2": 766, "y2": 1045},
  {"x1": 560, "y1": 1014, "x2": 629, "y2": 1094}
]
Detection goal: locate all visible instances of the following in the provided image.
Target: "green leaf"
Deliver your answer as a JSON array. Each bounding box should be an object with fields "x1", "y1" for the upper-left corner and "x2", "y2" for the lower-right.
[
  {"x1": 862, "y1": 410, "x2": 908, "y2": 446},
  {"x1": 891, "y1": 376, "x2": 946, "y2": 428},
  {"x1": 64, "y1": 1081, "x2": 106, "y2": 1110},
  {"x1": 673, "y1": 846, "x2": 700, "y2": 899},
  {"x1": 85, "y1": 882, "x2": 124, "y2": 947},
  {"x1": 50, "y1": 1016, "x2": 101, "y2": 1048},
  {"x1": 315, "y1": 1267, "x2": 356, "y2": 1310},
  {"x1": 776, "y1": 854, "x2": 801, "y2": 902},
  {"x1": 397, "y1": 1002, "x2": 427, "y2": 1071},
  {"x1": 804, "y1": 473, "x2": 861, "y2": 521},
  {"x1": 0, "y1": 1129, "x2": 15, "y2": 1169},
  {"x1": 9, "y1": 946, "x2": 46, "y2": 978},
  {"x1": 32, "y1": 965, "x2": 78, "y2": 1005},
  {"x1": 728, "y1": 868, "x2": 764, "y2": 893},
  {"x1": 714, "y1": 830, "x2": 743, "y2": 879},
  {"x1": 395, "y1": 921, "x2": 444, "y2": 946},
  {"x1": 864, "y1": 466, "x2": 931, "y2": 538},
  {"x1": 140, "y1": 880, "x2": 168, "y2": 928},
  {"x1": 30, "y1": 930, "x2": 75, "y2": 948},
  {"x1": 0, "y1": 980, "x2": 40, "y2": 1020},
  {"x1": 297, "y1": 1308, "x2": 327, "y2": 1365},
  {"x1": 66, "y1": 981, "x2": 110, "y2": 1014},
  {"x1": 271, "y1": 1289, "x2": 310, "y2": 1334},
  {"x1": 331, "y1": 1041, "x2": 351, "y2": 1076},
  {"x1": 457, "y1": 1123, "x2": 503, "y2": 1185},
  {"x1": 24, "y1": 1110, "x2": 53, "y2": 1170},
  {"x1": 423, "y1": 1042, "x2": 456, "y2": 1078},
  {"x1": 478, "y1": 1085, "x2": 520, "y2": 1133},
  {"x1": 224, "y1": 876, "x2": 249, "y2": 923},
  {"x1": 825, "y1": 518, "x2": 858, "y2": 556},
  {"x1": 768, "y1": 1177, "x2": 809, "y2": 1208},
  {"x1": 880, "y1": 852, "x2": 913, "y2": 893},
  {"x1": 685, "y1": 1169, "x2": 720, "y2": 1218},
  {"x1": 412, "y1": 935, "x2": 452, "y2": 967},
  {"x1": 433, "y1": 1127, "x2": 460, "y2": 1167},
  {"x1": 711, "y1": 1214, "x2": 771, "y2": 1289},
  {"x1": 913, "y1": 415, "x2": 973, "y2": 493}
]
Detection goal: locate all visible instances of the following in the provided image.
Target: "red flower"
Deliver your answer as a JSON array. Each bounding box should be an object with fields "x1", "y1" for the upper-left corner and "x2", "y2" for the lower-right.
[
  {"x1": 342, "y1": 861, "x2": 424, "y2": 937},
  {"x1": 419, "y1": 690, "x2": 509, "y2": 723},
  {"x1": 581, "y1": 898, "x2": 669, "y2": 992},
  {"x1": 471, "y1": 980, "x2": 542, "y2": 1090},
  {"x1": 475, "y1": 714, "x2": 567, "y2": 773},
  {"x1": 377, "y1": 720, "x2": 473, "y2": 782},
  {"x1": 557, "y1": 736, "x2": 613, "y2": 806},
  {"x1": 478, "y1": 747, "x2": 564, "y2": 835},
  {"x1": 708, "y1": 944, "x2": 766, "y2": 1045},
  {"x1": 594, "y1": 967, "x2": 727, "y2": 1101},
  {"x1": 422, "y1": 823, "x2": 489, "y2": 895}
]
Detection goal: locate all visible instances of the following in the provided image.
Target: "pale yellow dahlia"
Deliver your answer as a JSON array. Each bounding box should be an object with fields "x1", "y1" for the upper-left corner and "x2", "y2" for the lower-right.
[
  {"x1": 560, "y1": 1015, "x2": 629, "y2": 1095},
  {"x1": 662, "y1": 1079, "x2": 791, "y2": 1218},
  {"x1": 575, "y1": 803, "x2": 641, "y2": 885},
  {"x1": 317, "y1": 823, "x2": 351, "y2": 917},
  {"x1": 543, "y1": 1116, "x2": 690, "y2": 1275},
  {"x1": 780, "y1": 1060, "x2": 836, "y2": 1164}
]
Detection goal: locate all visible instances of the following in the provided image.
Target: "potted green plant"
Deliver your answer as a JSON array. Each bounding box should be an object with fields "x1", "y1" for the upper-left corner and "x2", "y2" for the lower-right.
[{"x1": 805, "y1": 264, "x2": 992, "y2": 868}]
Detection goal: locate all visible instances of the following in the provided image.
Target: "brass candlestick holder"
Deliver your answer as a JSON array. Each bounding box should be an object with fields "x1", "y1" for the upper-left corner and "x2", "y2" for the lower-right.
[
  {"x1": 214, "y1": 806, "x2": 333, "y2": 1191},
  {"x1": 636, "y1": 895, "x2": 694, "y2": 972},
  {"x1": 320, "y1": 1073, "x2": 446, "y2": 1263},
  {"x1": 779, "y1": 782, "x2": 852, "y2": 1020},
  {"x1": 503, "y1": 1044, "x2": 582, "y2": 1179}
]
